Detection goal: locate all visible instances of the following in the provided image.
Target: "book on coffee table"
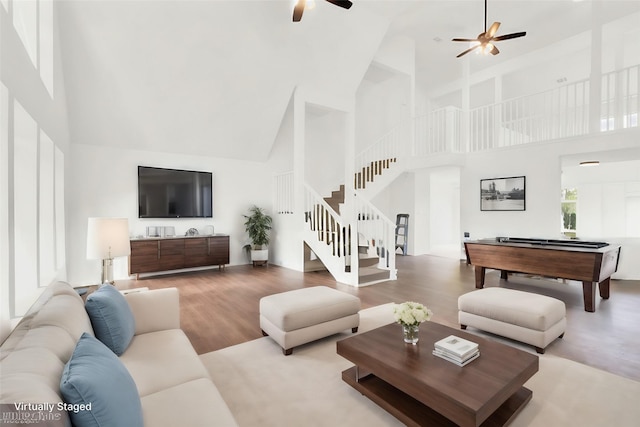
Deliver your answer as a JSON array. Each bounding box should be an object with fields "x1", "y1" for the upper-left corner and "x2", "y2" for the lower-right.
[
  {"x1": 432, "y1": 349, "x2": 480, "y2": 366},
  {"x1": 434, "y1": 335, "x2": 479, "y2": 359}
]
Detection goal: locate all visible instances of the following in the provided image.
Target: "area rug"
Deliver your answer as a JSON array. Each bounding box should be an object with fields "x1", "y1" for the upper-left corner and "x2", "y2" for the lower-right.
[{"x1": 200, "y1": 304, "x2": 640, "y2": 426}]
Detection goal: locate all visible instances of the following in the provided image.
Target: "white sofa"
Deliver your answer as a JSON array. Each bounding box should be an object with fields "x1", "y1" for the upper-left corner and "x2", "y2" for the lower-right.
[{"x1": 0, "y1": 281, "x2": 237, "y2": 427}]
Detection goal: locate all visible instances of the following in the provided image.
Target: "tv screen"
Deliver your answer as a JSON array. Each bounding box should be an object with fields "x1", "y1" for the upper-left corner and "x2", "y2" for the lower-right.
[{"x1": 138, "y1": 166, "x2": 212, "y2": 218}]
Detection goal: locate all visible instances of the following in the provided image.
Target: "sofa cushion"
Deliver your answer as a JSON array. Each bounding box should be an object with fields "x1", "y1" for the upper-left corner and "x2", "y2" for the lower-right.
[
  {"x1": 60, "y1": 333, "x2": 143, "y2": 427},
  {"x1": 141, "y1": 378, "x2": 238, "y2": 427},
  {"x1": 1, "y1": 281, "x2": 92, "y2": 359},
  {"x1": 119, "y1": 329, "x2": 211, "y2": 397},
  {"x1": 85, "y1": 284, "x2": 136, "y2": 355}
]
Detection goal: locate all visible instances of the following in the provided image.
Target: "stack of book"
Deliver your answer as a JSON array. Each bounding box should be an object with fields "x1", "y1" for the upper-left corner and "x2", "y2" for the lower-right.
[{"x1": 433, "y1": 335, "x2": 480, "y2": 367}]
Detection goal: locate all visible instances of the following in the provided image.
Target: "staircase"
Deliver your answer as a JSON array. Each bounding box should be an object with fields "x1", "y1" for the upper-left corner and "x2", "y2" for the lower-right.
[
  {"x1": 302, "y1": 155, "x2": 399, "y2": 286},
  {"x1": 355, "y1": 158, "x2": 397, "y2": 190},
  {"x1": 321, "y1": 184, "x2": 388, "y2": 283}
]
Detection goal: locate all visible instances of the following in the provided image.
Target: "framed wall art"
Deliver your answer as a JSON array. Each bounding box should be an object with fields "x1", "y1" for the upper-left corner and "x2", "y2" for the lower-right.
[{"x1": 480, "y1": 176, "x2": 526, "y2": 211}]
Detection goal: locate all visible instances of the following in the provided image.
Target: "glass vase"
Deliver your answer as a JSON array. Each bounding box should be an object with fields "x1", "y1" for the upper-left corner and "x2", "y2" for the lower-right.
[{"x1": 402, "y1": 324, "x2": 419, "y2": 345}]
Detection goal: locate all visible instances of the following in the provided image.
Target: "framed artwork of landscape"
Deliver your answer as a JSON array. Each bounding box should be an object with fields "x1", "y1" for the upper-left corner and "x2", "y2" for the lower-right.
[{"x1": 480, "y1": 176, "x2": 526, "y2": 211}]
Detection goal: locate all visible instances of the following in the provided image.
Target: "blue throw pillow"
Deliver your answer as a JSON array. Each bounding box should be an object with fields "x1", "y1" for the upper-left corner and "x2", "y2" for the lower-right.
[
  {"x1": 85, "y1": 284, "x2": 135, "y2": 355},
  {"x1": 60, "y1": 333, "x2": 143, "y2": 427}
]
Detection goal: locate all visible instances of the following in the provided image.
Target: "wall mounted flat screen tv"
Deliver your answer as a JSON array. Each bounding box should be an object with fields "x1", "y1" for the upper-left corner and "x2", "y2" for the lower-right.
[{"x1": 138, "y1": 166, "x2": 212, "y2": 218}]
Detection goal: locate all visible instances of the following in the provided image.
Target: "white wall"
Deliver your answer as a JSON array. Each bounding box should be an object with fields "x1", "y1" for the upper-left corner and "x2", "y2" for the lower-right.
[
  {"x1": 267, "y1": 95, "x2": 301, "y2": 271},
  {"x1": 1, "y1": 83, "x2": 9, "y2": 342},
  {"x1": 305, "y1": 108, "x2": 346, "y2": 197},
  {"x1": 373, "y1": 166, "x2": 461, "y2": 258},
  {"x1": 562, "y1": 159, "x2": 640, "y2": 279},
  {"x1": 461, "y1": 144, "x2": 561, "y2": 240},
  {"x1": 460, "y1": 132, "x2": 640, "y2": 279},
  {"x1": 356, "y1": 36, "x2": 414, "y2": 154},
  {"x1": 429, "y1": 167, "x2": 461, "y2": 254},
  {"x1": 372, "y1": 172, "x2": 417, "y2": 254},
  {"x1": 356, "y1": 71, "x2": 411, "y2": 154},
  {"x1": 67, "y1": 144, "x2": 272, "y2": 285},
  {"x1": 1, "y1": 1, "x2": 71, "y2": 341}
]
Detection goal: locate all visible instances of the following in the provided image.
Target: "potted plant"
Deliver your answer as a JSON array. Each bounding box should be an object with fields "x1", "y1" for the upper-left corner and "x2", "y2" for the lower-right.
[{"x1": 242, "y1": 205, "x2": 273, "y2": 266}]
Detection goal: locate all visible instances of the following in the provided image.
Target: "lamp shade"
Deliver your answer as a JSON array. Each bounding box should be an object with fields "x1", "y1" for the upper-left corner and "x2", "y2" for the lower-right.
[{"x1": 86, "y1": 218, "x2": 131, "y2": 260}]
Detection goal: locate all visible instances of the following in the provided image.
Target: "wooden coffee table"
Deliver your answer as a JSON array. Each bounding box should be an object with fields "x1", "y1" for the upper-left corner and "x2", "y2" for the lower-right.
[{"x1": 336, "y1": 322, "x2": 538, "y2": 427}]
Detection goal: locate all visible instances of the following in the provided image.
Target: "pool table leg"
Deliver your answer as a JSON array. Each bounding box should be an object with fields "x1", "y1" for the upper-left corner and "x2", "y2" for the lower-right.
[
  {"x1": 598, "y1": 278, "x2": 611, "y2": 299},
  {"x1": 475, "y1": 267, "x2": 486, "y2": 289},
  {"x1": 582, "y1": 281, "x2": 596, "y2": 312}
]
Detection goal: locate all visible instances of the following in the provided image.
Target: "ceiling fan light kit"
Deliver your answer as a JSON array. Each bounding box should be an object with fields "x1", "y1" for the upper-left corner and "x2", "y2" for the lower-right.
[
  {"x1": 452, "y1": 0, "x2": 526, "y2": 58},
  {"x1": 293, "y1": 0, "x2": 353, "y2": 22}
]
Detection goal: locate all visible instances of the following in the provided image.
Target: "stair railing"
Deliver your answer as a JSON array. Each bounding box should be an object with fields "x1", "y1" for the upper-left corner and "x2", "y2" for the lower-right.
[
  {"x1": 353, "y1": 191, "x2": 397, "y2": 279},
  {"x1": 601, "y1": 64, "x2": 639, "y2": 131},
  {"x1": 414, "y1": 107, "x2": 463, "y2": 156},
  {"x1": 273, "y1": 171, "x2": 294, "y2": 215},
  {"x1": 354, "y1": 121, "x2": 409, "y2": 190},
  {"x1": 303, "y1": 183, "x2": 352, "y2": 282}
]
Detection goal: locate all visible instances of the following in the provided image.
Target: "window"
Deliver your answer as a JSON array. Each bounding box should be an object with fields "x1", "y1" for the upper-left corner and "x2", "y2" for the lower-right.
[
  {"x1": 13, "y1": 0, "x2": 38, "y2": 67},
  {"x1": 12, "y1": 0, "x2": 54, "y2": 97},
  {"x1": 13, "y1": 100, "x2": 39, "y2": 316},
  {"x1": 561, "y1": 188, "x2": 577, "y2": 237}
]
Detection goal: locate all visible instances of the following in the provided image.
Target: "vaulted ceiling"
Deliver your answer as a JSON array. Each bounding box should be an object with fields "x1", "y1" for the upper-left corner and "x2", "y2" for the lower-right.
[{"x1": 56, "y1": 0, "x2": 640, "y2": 161}]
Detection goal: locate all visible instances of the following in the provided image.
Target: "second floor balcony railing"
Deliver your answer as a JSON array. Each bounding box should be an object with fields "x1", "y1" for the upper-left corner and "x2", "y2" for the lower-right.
[{"x1": 415, "y1": 64, "x2": 639, "y2": 155}]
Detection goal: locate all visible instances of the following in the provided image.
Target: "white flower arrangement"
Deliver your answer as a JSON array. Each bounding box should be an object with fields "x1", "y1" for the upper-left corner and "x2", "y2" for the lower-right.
[{"x1": 393, "y1": 301, "x2": 433, "y2": 327}]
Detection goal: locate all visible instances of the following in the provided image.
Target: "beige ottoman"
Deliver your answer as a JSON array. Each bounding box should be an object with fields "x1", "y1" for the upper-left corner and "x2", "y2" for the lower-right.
[
  {"x1": 260, "y1": 286, "x2": 361, "y2": 355},
  {"x1": 458, "y1": 287, "x2": 566, "y2": 354}
]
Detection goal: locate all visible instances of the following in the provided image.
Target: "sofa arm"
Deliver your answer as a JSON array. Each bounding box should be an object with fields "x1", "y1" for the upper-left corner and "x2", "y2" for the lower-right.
[{"x1": 125, "y1": 288, "x2": 180, "y2": 335}]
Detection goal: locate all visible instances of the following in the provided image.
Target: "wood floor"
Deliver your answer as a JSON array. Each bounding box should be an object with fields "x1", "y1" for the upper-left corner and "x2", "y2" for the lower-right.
[{"x1": 118, "y1": 254, "x2": 640, "y2": 382}]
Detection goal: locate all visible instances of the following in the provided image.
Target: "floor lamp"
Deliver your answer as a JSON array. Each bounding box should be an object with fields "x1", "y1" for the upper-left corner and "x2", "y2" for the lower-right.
[{"x1": 86, "y1": 217, "x2": 131, "y2": 285}]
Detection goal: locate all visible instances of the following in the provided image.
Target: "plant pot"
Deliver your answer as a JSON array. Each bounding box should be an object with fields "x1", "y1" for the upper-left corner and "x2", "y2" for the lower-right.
[{"x1": 251, "y1": 249, "x2": 268, "y2": 266}]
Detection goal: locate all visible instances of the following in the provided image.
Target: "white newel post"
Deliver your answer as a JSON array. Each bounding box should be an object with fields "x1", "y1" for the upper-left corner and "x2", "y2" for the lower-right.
[
  {"x1": 293, "y1": 88, "x2": 306, "y2": 271},
  {"x1": 345, "y1": 105, "x2": 358, "y2": 285}
]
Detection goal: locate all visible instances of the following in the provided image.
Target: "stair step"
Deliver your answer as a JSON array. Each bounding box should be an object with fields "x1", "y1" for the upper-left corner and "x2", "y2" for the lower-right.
[
  {"x1": 358, "y1": 257, "x2": 379, "y2": 268},
  {"x1": 323, "y1": 184, "x2": 345, "y2": 214},
  {"x1": 358, "y1": 267, "x2": 391, "y2": 283}
]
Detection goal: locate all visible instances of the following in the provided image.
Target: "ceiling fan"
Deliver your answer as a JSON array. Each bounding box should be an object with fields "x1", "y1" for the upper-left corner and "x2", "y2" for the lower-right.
[
  {"x1": 452, "y1": 0, "x2": 526, "y2": 58},
  {"x1": 293, "y1": 0, "x2": 353, "y2": 22}
]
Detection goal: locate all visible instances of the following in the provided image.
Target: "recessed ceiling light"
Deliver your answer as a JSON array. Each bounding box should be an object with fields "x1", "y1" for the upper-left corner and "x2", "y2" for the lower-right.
[{"x1": 579, "y1": 160, "x2": 600, "y2": 167}]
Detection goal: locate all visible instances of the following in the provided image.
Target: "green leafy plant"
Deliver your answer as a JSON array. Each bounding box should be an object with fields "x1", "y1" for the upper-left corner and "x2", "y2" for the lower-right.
[{"x1": 243, "y1": 205, "x2": 273, "y2": 250}]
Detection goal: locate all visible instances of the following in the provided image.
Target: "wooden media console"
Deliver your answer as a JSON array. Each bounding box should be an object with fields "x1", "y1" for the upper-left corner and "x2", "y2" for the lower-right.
[{"x1": 129, "y1": 235, "x2": 229, "y2": 278}]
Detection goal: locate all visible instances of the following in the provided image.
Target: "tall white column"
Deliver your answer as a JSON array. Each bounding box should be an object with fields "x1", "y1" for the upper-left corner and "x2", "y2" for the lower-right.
[{"x1": 588, "y1": 0, "x2": 603, "y2": 134}]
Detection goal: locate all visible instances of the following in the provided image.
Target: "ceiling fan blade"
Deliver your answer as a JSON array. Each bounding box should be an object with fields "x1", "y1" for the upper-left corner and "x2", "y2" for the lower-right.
[
  {"x1": 292, "y1": 0, "x2": 305, "y2": 22},
  {"x1": 487, "y1": 22, "x2": 501, "y2": 38},
  {"x1": 452, "y1": 38, "x2": 479, "y2": 42},
  {"x1": 325, "y1": 0, "x2": 353, "y2": 9},
  {"x1": 493, "y1": 31, "x2": 527, "y2": 41},
  {"x1": 457, "y1": 44, "x2": 481, "y2": 58}
]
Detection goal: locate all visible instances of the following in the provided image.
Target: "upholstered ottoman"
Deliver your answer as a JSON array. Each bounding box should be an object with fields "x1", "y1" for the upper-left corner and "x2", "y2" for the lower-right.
[
  {"x1": 458, "y1": 287, "x2": 566, "y2": 354},
  {"x1": 260, "y1": 286, "x2": 361, "y2": 355}
]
